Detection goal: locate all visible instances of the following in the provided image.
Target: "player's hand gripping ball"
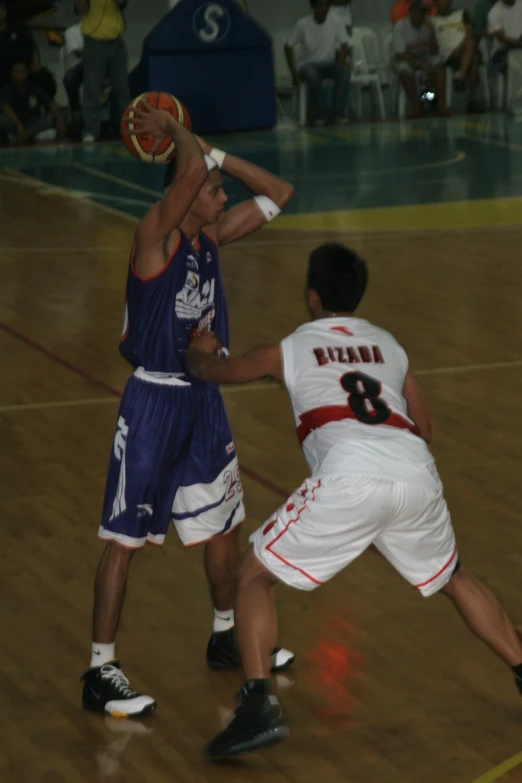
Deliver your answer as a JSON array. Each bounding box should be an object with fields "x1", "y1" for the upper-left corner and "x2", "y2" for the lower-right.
[
  {"x1": 189, "y1": 330, "x2": 223, "y2": 355},
  {"x1": 121, "y1": 92, "x2": 192, "y2": 163}
]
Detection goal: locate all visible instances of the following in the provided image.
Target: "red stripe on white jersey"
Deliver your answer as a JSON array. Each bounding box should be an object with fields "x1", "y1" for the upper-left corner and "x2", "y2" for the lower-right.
[{"x1": 296, "y1": 404, "x2": 420, "y2": 444}]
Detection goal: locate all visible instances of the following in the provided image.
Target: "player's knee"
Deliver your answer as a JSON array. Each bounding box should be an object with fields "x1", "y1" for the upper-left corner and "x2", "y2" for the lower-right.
[
  {"x1": 104, "y1": 538, "x2": 138, "y2": 563},
  {"x1": 237, "y1": 545, "x2": 277, "y2": 588}
]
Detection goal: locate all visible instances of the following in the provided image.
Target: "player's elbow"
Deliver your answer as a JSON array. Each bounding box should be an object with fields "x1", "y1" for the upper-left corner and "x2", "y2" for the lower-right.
[
  {"x1": 181, "y1": 156, "x2": 208, "y2": 188},
  {"x1": 275, "y1": 181, "x2": 295, "y2": 209}
]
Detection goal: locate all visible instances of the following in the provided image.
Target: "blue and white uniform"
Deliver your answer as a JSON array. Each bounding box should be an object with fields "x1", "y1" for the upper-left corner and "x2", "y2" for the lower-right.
[{"x1": 99, "y1": 231, "x2": 245, "y2": 548}]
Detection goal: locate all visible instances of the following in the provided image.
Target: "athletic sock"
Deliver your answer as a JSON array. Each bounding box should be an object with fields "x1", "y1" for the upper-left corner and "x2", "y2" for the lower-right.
[
  {"x1": 91, "y1": 642, "x2": 116, "y2": 668},
  {"x1": 213, "y1": 608, "x2": 234, "y2": 633},
  {"x1": 245, "y1": 678, "x2": 270, "y2": 696}
]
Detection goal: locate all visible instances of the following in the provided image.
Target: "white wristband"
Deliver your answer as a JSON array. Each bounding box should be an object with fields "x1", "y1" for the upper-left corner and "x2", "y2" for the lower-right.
[
  {"x1": 254, "y1": 195, "x2": 281, "y2": 223},
  {"x1": 209, "y1": 147, "x2": 226, "y2": 168},
  {"x1": 204, "y1": 154, "x2": 218, "y2": 172}
]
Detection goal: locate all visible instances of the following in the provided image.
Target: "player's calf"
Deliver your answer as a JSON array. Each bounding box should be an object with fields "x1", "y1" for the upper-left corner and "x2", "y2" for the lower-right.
[{"x1": 440, "y1": 565, "x2": 522, "y2": 693}]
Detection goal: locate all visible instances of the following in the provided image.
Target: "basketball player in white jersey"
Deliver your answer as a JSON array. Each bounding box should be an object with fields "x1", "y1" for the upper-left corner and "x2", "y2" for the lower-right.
[{"x1": 186, "y1": 243, "x2": 522, "y2": 758}]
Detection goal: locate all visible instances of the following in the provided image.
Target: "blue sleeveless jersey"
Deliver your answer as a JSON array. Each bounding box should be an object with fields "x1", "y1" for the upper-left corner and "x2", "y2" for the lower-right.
[{"x1": 119, "y1": 231, "x2": 228, "y2": 378}]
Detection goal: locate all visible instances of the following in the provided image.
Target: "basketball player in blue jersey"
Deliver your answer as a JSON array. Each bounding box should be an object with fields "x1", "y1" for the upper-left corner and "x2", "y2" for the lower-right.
[{"x1": 80, "y1": 101, "x2": 295, "y2": 717}]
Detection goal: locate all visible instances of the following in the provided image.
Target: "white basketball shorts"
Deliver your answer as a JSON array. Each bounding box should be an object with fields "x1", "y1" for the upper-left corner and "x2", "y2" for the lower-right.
[{"x1": 249, "y1": 475, "x2": 457, "y2": 597}]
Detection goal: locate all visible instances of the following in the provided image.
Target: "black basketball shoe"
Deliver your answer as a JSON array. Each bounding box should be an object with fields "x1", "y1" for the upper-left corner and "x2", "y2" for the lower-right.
[
  {"x1": 206, "y1": 686, "x2": 289, "y2": 760},
  {"x1": 81, "y1": 661, "x2": 156, "y2": 718},
  {"x1": 206, "y1": 628, "x2": 295, "y2": 672}
]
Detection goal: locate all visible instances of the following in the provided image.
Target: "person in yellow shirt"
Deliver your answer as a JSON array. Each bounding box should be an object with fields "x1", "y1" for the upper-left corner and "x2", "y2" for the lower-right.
[{"x1": 74, "y1": 0, "x2": 130, "y2": 143}]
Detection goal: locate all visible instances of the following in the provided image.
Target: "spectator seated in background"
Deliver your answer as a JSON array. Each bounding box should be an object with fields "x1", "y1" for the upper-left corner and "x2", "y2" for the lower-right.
[
  {"x1": 30, "y1": 48, "x2": 57, "y2": 100},
  {"x1": 0, "y1": 60, "x2": 65, "y2": 145},
  {"x1": 63, "y1": 22, "x2": 84, "y2": 119},
  {"x1": 432, "y1": 0, "x2": 481, "y2": 111},
  {"x1": 392, "y1": 0, "x2": 449, "y2": 117},
  {"x1": 285, "y1": 0, "x2": 351, "y2": 126},
  {"x1": 472, "y1": 0, "x2": 496, "y2": 39},
  {"x1": 391, "y1": 0, "x2": 437, "y2": 25},
  {"x1": 488, "y1": 0, "x2": 522, "y2": 74},
  {"x1": 331, "y1": 0, "x2": 354, "y2": 35},
  {"x1": 0, "y1": 0, "x2": 36, "y2": 88}
]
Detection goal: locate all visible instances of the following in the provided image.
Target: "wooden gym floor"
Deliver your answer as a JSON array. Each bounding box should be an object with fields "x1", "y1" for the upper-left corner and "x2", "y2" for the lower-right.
[{"x1": 1, "y1": 115, "x2": 522, "y2": 782}]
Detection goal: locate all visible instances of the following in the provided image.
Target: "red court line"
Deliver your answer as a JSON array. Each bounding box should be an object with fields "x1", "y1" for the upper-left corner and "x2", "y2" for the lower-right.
[
  {"x1": 1, "y1": 320, "x2": 290, "y2": 499},
  {"x1": 0, "y1": 321, "x2": 122, "y2": 398},
  {"x1": 240, "y1": 466, "x2": 288, "y2": 499}
]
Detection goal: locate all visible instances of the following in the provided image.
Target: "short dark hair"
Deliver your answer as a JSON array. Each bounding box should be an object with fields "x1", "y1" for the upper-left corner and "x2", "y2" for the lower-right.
[
  {"x1": 164, "y1": 156, "x2": 177, "y2": 189},
  {"x1": 307, "y1": 243, "x2": 367, "y2": 312},
  {"x1": 310, "y1": 0, "x2": 330, "y2": 6}
]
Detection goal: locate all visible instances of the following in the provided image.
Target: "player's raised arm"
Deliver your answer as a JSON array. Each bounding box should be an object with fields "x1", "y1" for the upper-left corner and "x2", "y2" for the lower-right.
[
  {"x1": 197, "y1": 137, "x2": 294, "y2": 246},
  {"x1": 126, "y1": 101, "x2": 208, "y2": 277},
  {"x1": 403, "y1": 371, "x2": 434, "y2": 443},
  {"x1": 187, "y1": 333, "x2": 283, "y2": 384}
]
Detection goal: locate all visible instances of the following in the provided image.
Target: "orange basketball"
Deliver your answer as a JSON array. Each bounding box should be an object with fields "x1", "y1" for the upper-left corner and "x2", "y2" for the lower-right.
[{"x1": 121, "y1": 92, "x2": 192, "y2": 164}]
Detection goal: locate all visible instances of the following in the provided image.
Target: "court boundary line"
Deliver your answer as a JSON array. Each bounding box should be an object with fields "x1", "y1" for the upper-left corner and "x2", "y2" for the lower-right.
[
  {"x1": 72, "y1": 162, "x2": 163, "y2": 198},
  {"x1": 6, "y1": 167, "x2": 522, "y2": 241},
  {"x1": 472, "y1": 752, "x2": 522, "y2": 783},
  {"x1": 5, "y1": 218, "x2": 522, "y2": 255},
  {"x1": 0, "y1": 320, "x2": 290, "y2": 498},
  {"x1": 0, "y1": 397, "x2": 118, "y2": 413},
  {"x1": 3, "y1": 317, "x2": 522, "y2": 502},
  {"x1": 0, "y1": 168, "x2": 140, "y2": 225}
]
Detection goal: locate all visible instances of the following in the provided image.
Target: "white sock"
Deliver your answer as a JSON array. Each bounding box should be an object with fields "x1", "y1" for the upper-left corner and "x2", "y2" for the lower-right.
[
  {"x1": 213, "y1": 608, "x2": 234, "y2": 633},
  {"x1": 91, "y1": 642, "x2": 116, "y2": 668}
]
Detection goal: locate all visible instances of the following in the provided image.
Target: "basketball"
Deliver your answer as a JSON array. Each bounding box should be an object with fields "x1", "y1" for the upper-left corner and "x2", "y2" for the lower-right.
[{"x1": 121, "y1": 92, "x2": 192, "y2": 164}]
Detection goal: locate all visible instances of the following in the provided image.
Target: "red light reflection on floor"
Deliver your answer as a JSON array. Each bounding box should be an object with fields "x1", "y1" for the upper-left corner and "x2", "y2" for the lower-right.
[{"x1": 305, "y1": 614, "x2": 365, "y2": 726}]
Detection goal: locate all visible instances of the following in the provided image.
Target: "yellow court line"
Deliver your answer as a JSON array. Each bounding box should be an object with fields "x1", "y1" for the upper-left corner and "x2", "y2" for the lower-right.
[
  {"x1": 1, "y1": 169, "x2": 139, "y2": 225},
  {"x1": 416, "y1": 359, "x2": 522, "y2": 376},
  {"x1": 289, "y1": 151, "x2": 466, "y2": 180},
  {"x1": 72, "y1": 162, "x2": 163, "y2": 198},
  {"x1": 464, "y1": 133, "x2": 522, "y2": 153},
  {"x1": 2, "y1": 360, "x2": 522, "y2": 415},
  {"x1": 472, "y1": 752, "x2": 522, "y2": 783},
  {"x1": 0, "y1": 383, "x2": 277, "y2": 414},
  {"x1": 6, "y1": 162, "x2": 522, "y2": 237},
  {"x1": 269, "y1": 195, "x2": 522, "y2": 233}
]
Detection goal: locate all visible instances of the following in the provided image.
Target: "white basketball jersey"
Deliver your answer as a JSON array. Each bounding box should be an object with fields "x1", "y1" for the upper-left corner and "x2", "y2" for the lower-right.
[{"x1": 280, "y1": 317, "x2": 439, "y2": 488}]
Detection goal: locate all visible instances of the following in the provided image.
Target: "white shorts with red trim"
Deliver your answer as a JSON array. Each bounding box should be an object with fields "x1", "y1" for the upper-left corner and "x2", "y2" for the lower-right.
[{"x1": 249, "y1": 475, "x2": 457, "y2": 597}]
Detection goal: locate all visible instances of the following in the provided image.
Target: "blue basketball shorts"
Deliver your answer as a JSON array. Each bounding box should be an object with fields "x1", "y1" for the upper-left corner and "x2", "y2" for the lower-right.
[{"x1": 98, "y1": 368, "x2": 245, "y2": 548}]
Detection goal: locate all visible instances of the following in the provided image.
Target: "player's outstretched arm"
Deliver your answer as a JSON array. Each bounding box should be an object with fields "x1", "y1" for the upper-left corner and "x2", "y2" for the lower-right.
[
  {"x1": 403, "y1": 371, "x2": 434, "y2": 443},
  {"x1": 197, "y1": 137, "x2": 294, "y2": 246},
  {"x1": 187, "y1": 333, "x2": 283, "y2": 384},
  {"x1": 126, "y1": 102, "x2": 207, "y2": 277}
]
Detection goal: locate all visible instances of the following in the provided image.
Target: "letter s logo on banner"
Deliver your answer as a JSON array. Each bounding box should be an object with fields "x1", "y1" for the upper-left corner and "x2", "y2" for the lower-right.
[{"x1": 193, "y1": 2, "x2": 231, "y2": 43}]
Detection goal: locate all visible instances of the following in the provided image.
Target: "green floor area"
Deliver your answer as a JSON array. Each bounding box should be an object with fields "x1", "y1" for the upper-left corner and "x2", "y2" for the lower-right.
[{"x1": 1, "y1": 114, "x2": 522, "y2": 221}]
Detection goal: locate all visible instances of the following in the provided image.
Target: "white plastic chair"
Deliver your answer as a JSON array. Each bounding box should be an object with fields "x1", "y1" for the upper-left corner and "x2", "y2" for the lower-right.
[
  {"x1": 350, "y1": 27, "x2": 387, "y2": 120},
  {"x1": 293, "y1": 78, "x2": 335, "y2": 127}
]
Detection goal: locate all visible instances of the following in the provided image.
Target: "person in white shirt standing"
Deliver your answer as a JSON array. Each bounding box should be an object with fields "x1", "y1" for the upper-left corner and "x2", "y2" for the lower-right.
[
  {"x1": 186, "y1": 242, "x2": 522, "y2": 759},
  {"x1": 63, "y1": 23, "x2": 84, "y2": 118},
  {"x1": 488, "y1": 0, "x2": 522, "y2": 73},
  {"x1": 432, "y1": 0, "x2": 481, "y2": 112},
  {"x1": 285, "y1": 0, "x2": 351, "y2": 126}
]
